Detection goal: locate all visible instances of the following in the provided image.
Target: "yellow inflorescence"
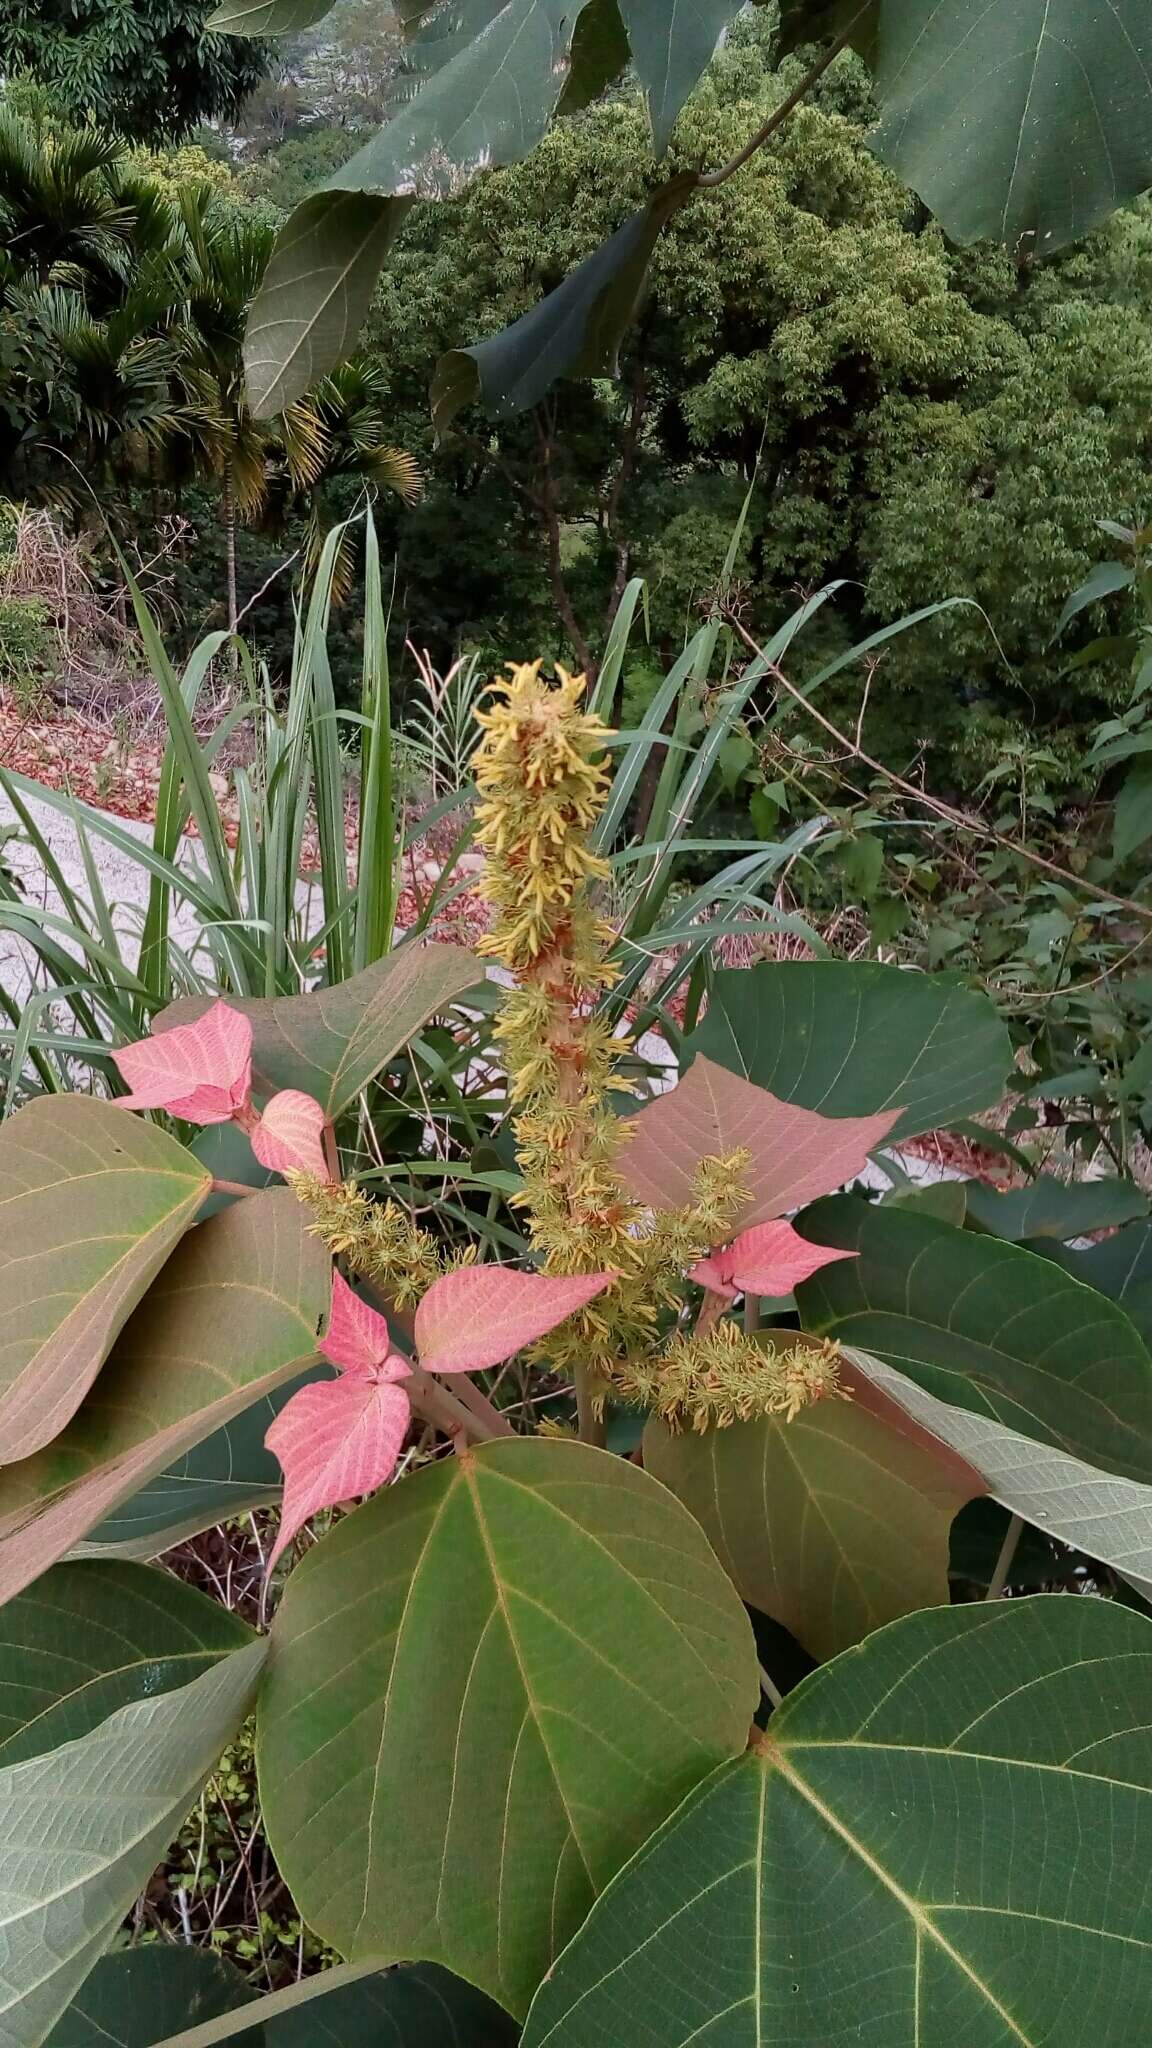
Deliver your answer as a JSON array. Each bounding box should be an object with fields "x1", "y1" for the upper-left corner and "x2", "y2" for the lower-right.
[
  {"x1": 617, "y1": 1328, "x2": 848, "y2": 1433},
  {"x1": 287, "y1": 1172, "x2": 446, "y2": 1309}
]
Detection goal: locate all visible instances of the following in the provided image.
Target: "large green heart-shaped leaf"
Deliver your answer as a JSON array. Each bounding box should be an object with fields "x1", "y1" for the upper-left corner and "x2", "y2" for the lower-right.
[
  {"x1": 617, "y1": 0, "x2": 739, "y2": 151},
  {"x1": 243, "y1": 191, "x2": 411, "y2": 416},
  {"x1": 246, "y1": 0, "x2": 595, "y2": 411},
  {"x1": 259, "y1": 1438, "x2": 757, "y2": 2017},
  {"x1": 0, "y1": 1192, "x2": 328, "y2": 1605},
  {"x1": 0, "y1": 1097, "x2": 208, "y2": 1464},
  {"x1": 0, "y1": 1639, "x2": 265, "y2": 2048},
  {"x1": 963, "y1": 1173, "x2": 1148, "y2": 1244},
  {"x1": 691, "y1": 962, "x2": 1012, "y2": 1140},
  {"x1": 799, "y1": 1198, "x2": 1152, "y2": 1483},
  {"x1": 158, "y1": 944, "x2": 479, "y2": 1118},
  {"x1": 522, "y1": 1598, "x2": 1152, "y2": 2046},
  {"x1": 846, "y1": 1347, "x2": 1152, "y2": 1604},
  {"x1": 76, "y1": 1371, "x2": 327, "y2": 1562},
  {"x1": 432, "y1": 176, "x2": 696, "y2": 432},
  {"x1": 644, "y1": 1374, "x2": 979, "y2": 1660},
  {"x1": 871, "y1": 0, "x2": 1152, "y2": 255},
  {"x1": 46, "y1": 1950, "x2": 261, "y2": 2048},
  {"x1": 0, "y1": 1559, "x2": 251, "y2": 1767}
]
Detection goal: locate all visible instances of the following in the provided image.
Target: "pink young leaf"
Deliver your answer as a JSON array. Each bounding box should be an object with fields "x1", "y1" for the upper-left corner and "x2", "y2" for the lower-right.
[
  {"x1": 320, "y1": 1270, "x2": 406, "y2": 1379},
  {"x1": 689, "y1": 1218, "x2": 858, "y2": 1301},
  {"x1": 265, "y1": 1373, "x2": 412, "y2": 1571},
  {"x1": 114, "y1": 999, "x2": 252, "y2": 1122},
  {"x1": 250, "y1": 1091, "x2": 331, "y2": 1180},
  {"x1": 622, "y1": 1056, "x2": 901, "y2": 1230},
  {"x1": 415, "y1": 1266, "x2": 613, "y2": 1375}
]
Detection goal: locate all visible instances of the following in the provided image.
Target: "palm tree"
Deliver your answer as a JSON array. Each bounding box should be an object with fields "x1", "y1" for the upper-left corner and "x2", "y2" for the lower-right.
[{"x1": 172, "y1": 190, "x2": 421, "y2": 633}]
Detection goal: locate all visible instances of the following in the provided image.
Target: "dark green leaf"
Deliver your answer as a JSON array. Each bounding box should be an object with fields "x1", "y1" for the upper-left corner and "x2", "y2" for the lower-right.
[
  {"x1": 1114, "y1": 764, "x2": 1152, "y2": 866},
  {"x1": 0, "y1": 1560, "x2": 251, "y2": 1767},
  {"x1": 557, "y1": 0, "x2": 630, "y2": 116},
  {"x1": 800, "y1": 1198, "x2": 1152, "y2": 1483},
  {"x1": 159, "y1": 944, "x2": 480, "y2": 1118},
  {"x1": 691, "y1": 961, "x2": 1012, "y2": 1140},
  {"x1": 522, "y1": 1599, "x2": 1152, "y2": 2046},
  {"x1": 147, "y1": 1961, "x2": 519, "y2": 2048},
  {"x1": 1055, "y1": 559, "x2": 1135, "y2": 639},
  {"x1": 259, "y1": 1438, "x2": 757, "y2": 2017},
  {"x1": 1055, "y1": 1221, "x2": 1152, "y2": 1346},
  {"x1": 847, "y1": 1346, "x2": 1152, "y2": 1604},
  {"x1": 46, "y1": 1951, "x2": 261, "y2": 2048},
  {"x1": 0, "y1": 1643, "x2": 265, "y2": 2048},
  {"x1": 244, "y1": 193, "x2": 410, "y2": 416},
  {"x1": 872, "y1": 0, "x2": 1152, "y2": 253},
  {"x1": 432, "y1": 176, "x2": 695, "y2": 431},
  {"x1": 948, "y1": 1497, "x2": 1064, "y2": 1589},
  {"x1": 618, "y1": 0, "x2": 739, "y2": 152},
  {"x1": 776, "y1": 0, "x2": 880, "y2": 63},
  {"x1": 963, "y1": 1173, "x2": 1148, "y2": 1243},
  {"x1": 644, "y1": 1375, "x2": 978, "y2": 1660}
]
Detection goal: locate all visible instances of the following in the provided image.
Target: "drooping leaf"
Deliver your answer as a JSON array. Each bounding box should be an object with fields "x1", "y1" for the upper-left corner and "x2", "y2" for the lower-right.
[
  {"x1": 75, "y1": 1371, "x2": 327, "y2": 1562},
  {"x1": 0, "y1": 1559, "x2": 251, "y2": 1767},
  {"x1": 432, "y1": 176, "x2": 696, "y2": 432},
  {"x1": 691, "y1": 961, "x2": 1012, "y2": 1140},
  {"x1": 46, "y1": 1949, "x2": 262, "y2": 2048},
  {"x1": 557, "y1": 0, "x2": 630, "y2": 116},
  {"x1": 0, "y1": 1640, "x2": 265, "y2": 2048},
  {"x1": 1054, "y1": 558, "x2": 1135, "y2": 639},
  {"x1": 157, "y1": 945, "x2": 479, "y2": 1118},
  {"x1": 645, "y1": 1383, "x2": 979, "y2": 1660},
  {"x1": 258, "y1": 1438, "x2": 758, "y2": 2017},
  {"x1": 265, "y1": 1371, "x2": 411, "y2": 1570},
  {"x1": 319, "y1": 1270, "x2": 399, "y2": 1374},
  {"x1": 871, "y1": 0, "x2": 1152, "y2": 254},
  {"x1": 799, "y1": 1197, "x2": 1152, "y2": 1483},
  {"x1": 521, "y1": 1598, "x2": 1152, "y2": 2046},
  {"x1": 244, "y1": 191, "x2": 411, "y2": 416},
  {"x1": 621, "y1": 1054, "x2": 898, "y2": 1228},
  {"x1": 413, "y1": 1265, "x2": 614, "y2": 1372},
  {"x1": 0, "y1": 1192, "x2": 328, "y2": 1604},
  {"x1": 0, "y1": 1098, "x2": 209, "y2": 1465},
  {"x1": 963, "y1": 1172, "x2": 1148, "y2": 1244},
  {"x1": 208, "y1": 0, "x2": 335, "y2": 31},
  {"x1": 247, "y1": 0, "x2": 596, "y2": 410},
  {"x1": 617, "y1": 0, "x2": 740, "y2": 151},
  {"x1": 145, "y1": 1960, "x2": 519, "y2": 2048},
  {"x1": 848, "y1": 1346, "x2": 1152, "y2": 1605}
]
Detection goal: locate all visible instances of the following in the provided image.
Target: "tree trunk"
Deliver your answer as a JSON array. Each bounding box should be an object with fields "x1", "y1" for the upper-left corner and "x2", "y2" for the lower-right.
[{"x1": 223, "y1": 455, "x2": 239, "y2": 639}]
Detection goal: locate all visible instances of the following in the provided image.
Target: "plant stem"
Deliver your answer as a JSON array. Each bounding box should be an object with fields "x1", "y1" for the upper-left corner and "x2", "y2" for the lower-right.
[
  {"x1": 451, "y1": 1371, "x2": 516, "y2": 1437},
  {"x1": 211, "y1": 1178, "x2": 258, "y2": 1198},
  {"x1": 758, "y1": 1661, "x2": 783, "y2": 1709},
  {"x1": 985, "y1": 1513, "x2": 1024, "y2": 1600},
  {"x1": 697, "y1": 8, "x2": 869, "y2": 190},
  {"x1": 576, "y1": 1366, "x2": 606, "y2": 1447},
  {"x1": 406, "y1": 1363, "x2": 489, "y2": 1442}
]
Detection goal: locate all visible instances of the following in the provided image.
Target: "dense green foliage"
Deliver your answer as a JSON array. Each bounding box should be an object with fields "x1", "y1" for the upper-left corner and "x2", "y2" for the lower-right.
[{"x1": 0, "y1": 0, "x2": 269, "y2": 143}]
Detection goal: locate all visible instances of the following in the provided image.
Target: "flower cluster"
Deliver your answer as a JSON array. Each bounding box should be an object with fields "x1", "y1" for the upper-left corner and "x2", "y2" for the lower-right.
[{"x1": 616, "y1": 1325, "x2": 848, "y2": 1433}]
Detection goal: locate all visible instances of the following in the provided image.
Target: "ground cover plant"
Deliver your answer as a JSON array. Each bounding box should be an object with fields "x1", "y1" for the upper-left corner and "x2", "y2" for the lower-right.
[{"x1": 4, "y1": 653, "x2": 1152, "y2": 2045}]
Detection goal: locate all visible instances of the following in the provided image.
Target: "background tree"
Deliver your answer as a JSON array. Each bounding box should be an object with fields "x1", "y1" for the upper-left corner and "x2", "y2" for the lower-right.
[{"x1": 0, "y1": 0, "x2": 270, "y2": 144}]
